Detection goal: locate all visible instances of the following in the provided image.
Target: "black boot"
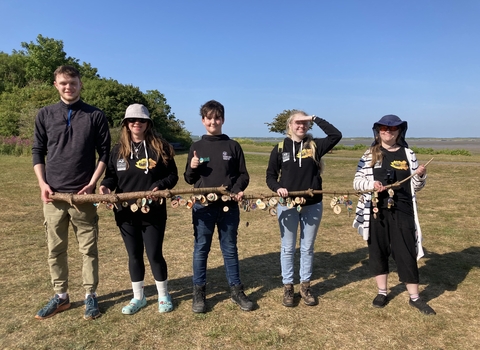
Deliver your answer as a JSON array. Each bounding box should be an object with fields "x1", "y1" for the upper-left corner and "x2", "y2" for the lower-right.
[
  {"x1": 192, "y1": 285, "x2": 206, "y2": 313},
  {"x1": 230, "y1": 284, "x2": 254, "y2": 311}
]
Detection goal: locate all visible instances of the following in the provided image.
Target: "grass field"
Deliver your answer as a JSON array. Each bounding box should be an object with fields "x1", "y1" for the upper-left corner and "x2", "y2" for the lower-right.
[{"x1": 0, "y1": 146, "x2": 479, "y2": 349}]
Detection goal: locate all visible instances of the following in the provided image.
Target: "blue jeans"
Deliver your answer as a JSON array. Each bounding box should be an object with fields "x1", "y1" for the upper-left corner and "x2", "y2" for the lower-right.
[
  {"x1": 276, "y1": 202, "x2": 323, "y2": 284},
  {"x1": 192, "y1": 203, "x2": 241, "y2": 286}
]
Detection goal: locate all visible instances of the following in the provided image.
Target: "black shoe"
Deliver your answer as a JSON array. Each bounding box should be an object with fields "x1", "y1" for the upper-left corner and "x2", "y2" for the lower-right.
[
  {"x1": 230, "y1": 284, "x2": 253, "y2": 311},
  {"x1": 372, "y1": 294, "x2": 388, "y2": 308},
  {"x1": 282, "y1": 284, "x2": 294, "y2": 307},
  {"x1": 192, "y1": 285, "x2": 206, "y2": 313},
  {"x1": 409, "y1": 298, "x2": 436, "y2": 315}
]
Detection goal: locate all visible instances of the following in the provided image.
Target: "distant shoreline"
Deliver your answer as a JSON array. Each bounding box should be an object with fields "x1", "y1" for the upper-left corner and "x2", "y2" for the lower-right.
[
  {"x1": 338, "y1": 138, "x2": 480, "y2": 152},
  {"x1": 192, "y1": 136, "x2": 480, "y2": 152}
]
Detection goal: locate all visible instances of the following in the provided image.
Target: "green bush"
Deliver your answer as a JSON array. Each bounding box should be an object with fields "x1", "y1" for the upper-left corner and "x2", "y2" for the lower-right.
[
  {"x1": 0, "y1": 136, "x2": 32, "y2": 156},
  {"x1": 334, "y1": 144, "x2": 367, "y2": 151},
  {"x1": 411, "y1": 146, "x2": 471, "y2": 156}
]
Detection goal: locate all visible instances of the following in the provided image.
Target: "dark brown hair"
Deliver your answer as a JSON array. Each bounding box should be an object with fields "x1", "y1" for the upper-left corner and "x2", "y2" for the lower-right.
[
  {"x1": 200, "y1": 100, "x2": 225, "y2": 120},
  {"x1": 53, "y1": 65, "x2": 81, "y2": 80}
]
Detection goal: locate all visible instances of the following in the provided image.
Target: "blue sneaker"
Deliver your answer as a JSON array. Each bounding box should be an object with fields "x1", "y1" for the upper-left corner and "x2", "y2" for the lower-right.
[
  {"x1": 158, "y1": 294, "x2": 173, "y2": 313},
  {"x1": 84, "y1": 294, "x2": 101, "y2": 320},
  {"x1": 35, "y1": 294, "x2": 71, "y2": 320},
  {"x1": 122, "y1": 295, "x2": 147, "y2": 315}
]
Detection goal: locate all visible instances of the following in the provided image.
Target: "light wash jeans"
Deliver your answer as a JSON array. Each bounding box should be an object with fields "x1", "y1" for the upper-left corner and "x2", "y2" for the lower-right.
[{"x1": 276, "y1": 201, "x2": 323, "y2": 285}]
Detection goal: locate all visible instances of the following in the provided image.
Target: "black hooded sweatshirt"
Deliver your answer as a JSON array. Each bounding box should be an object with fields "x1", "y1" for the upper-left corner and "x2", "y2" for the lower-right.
[
  {"x1": 266, "y1": 117, "x2": 342, "y2": 205},
  {"x1": 184, "y1": 134, "x2": 249, "y2": 207},
  {"x1": 101, "y1": 142, "x2": 178, "y2": 225}
]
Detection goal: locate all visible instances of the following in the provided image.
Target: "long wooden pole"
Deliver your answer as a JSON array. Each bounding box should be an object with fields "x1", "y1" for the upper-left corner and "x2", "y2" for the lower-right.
[
  {"x1": 241, "y1": 190, "x2": 359, "y2": 200},
  {"x1": 50, "y1": 158, "x2": 433, "y2": 205},
  {"x1": 50, "y1": 187, "x2": 359, "y2": 205},
  {"x1": 50, "y1": 186, "x2": 229, "y2": 205},
  {"x1": 356, "y1": 157, "x2": 434, "y2": 194}
]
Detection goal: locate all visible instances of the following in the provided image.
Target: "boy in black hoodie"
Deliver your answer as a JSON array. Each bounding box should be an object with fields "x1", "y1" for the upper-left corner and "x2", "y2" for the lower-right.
[{"x1": 184, "y1": 100, "x2": 253, "y2": 313}]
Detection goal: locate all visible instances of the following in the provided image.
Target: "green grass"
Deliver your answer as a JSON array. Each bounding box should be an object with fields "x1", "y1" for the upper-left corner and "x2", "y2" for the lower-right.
[{"x1": 0, "y1": 148, "x2": 479, "y2": 349}]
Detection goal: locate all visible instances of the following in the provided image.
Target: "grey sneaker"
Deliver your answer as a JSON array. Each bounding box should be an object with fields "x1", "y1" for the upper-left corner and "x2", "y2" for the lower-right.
[
  {"x1": 230, "y1": 284, "x2": 253, "y2": 311},
  {"x1": 282, "y1": 284, "x2": 294, "y2": 307},
  {"x1": 192, "y1": 285, "x2": 206, "y2": 313},
  {"x1": 35, "y1": 294, "x2": 71, "y2": 320},
  {"x1": 84, "y1": 294, "x2": 101, "y2": 320}
]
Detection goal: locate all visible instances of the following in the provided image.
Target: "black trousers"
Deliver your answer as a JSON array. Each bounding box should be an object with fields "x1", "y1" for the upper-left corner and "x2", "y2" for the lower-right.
[
  {"x1": 119, "y1": 221, "x2": 168, "y2": 282},
  {"x1": 368, "y1": 208, "x2": 419, "y2": 284}
]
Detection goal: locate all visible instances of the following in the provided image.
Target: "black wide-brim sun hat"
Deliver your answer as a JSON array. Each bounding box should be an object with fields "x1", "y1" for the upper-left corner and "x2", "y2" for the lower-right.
[{"x1": 372, "y1": 114, "x2": 408, "y2": 147}]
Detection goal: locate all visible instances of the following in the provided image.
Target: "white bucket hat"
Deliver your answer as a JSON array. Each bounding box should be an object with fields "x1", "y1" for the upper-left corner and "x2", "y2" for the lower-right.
[{"x1": 123, "y1": 104, "x2": 151, "y2": 123}]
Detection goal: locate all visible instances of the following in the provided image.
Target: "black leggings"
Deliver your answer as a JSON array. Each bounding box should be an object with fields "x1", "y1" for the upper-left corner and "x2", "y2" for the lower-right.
[{"x1": 119, "y1": 222, "x2": 167, "y2": 282}]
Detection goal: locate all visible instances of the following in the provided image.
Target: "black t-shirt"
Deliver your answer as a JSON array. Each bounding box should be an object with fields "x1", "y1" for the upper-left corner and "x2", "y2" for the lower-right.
[{"x1": 373, "y1": 147, "x2": 413, "y2": 215}]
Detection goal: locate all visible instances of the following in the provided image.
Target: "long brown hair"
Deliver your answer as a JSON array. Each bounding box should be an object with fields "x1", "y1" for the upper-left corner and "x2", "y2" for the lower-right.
[
  {"x1": 369, "y1": 127, "x2": 404, "y2": 165},
  {"x1": 117, "y1": 121, "x2": 174, "y2": 169}
]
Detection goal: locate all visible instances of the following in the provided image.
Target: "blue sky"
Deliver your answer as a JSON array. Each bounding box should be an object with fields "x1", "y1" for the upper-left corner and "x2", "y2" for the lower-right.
[{"x1": 1, "y1": 0, "x2": 479, "y2": 138}]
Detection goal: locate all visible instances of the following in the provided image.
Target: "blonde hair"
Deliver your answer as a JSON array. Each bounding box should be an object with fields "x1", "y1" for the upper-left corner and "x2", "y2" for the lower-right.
[
  {"x1": 285, "y1": 110, "x2": 324, "y2": 174},
  {"x1": 118, "y1": 121, "x2": 174, "y2": 169}
]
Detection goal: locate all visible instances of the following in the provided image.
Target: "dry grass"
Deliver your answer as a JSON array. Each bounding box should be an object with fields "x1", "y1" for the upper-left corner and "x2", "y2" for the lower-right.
[{"x1": 0, "y1": 147, "x2": 479, "y2": 350}]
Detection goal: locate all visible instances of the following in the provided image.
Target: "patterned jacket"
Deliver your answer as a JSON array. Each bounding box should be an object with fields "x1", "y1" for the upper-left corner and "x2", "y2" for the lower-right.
[{"x1": 352, "y1": 147, "x2": 427, "y2": 260}]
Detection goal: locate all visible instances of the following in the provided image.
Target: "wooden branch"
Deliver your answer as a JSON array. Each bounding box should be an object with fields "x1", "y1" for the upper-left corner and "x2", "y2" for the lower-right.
[
  {"x1": 50, "y1": 186, "x2": 229, "y2": 204},
  {"x1": 241, "y1": 189, "x2": 359, "y2": 200},
  {"x1": 50, "y1": 159, "x2": 435, "y2": 205},
  {"x1": 50, "y1": 186, "x2": 360, "y2": 205},
  {"x1": 357, "y1": 157, "x2": 434, "y2": 194},
  {"x1": 386, "y1": 157, "x2": 434, "y2": 188}
]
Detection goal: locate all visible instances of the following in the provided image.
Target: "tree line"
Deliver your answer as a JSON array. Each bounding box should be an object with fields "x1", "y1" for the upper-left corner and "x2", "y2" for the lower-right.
[{"x1": 0, "y1": 34, "x2": 192, "y2": 147}]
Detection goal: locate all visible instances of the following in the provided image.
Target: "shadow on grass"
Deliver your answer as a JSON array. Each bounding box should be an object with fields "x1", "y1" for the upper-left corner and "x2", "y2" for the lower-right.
[
  {"x1": 419, "y1": 246, "x2": 480, "y2": 300},
  {"x1": 95, "y1": 246, "x2": 480, "y2": 312},
  {"x1": 96, "y1": 247, "x2": 370, "y2": 312}
]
